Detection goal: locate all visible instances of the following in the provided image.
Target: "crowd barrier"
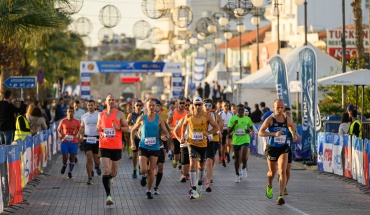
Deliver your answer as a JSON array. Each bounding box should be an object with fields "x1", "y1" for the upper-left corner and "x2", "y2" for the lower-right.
[
  {"x1": 0, "y1": 122, "x2": 60, "y2": 213},
  {"x1": 317, "y1": 132, "x2": 370, "y2": 186}
]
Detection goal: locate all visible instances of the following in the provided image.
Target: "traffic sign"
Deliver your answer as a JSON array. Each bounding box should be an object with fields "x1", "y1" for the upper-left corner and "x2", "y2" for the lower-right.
[
  {"x1": 37, "y1": 69, "x2": 44, "y2": 84},
  {"x1": 4, "y1": 76, "x2": 36, "y2": 88}
]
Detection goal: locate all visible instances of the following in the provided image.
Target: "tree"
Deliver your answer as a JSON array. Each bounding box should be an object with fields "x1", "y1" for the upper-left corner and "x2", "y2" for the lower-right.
[{"x1": 351, "y1": 0, "x2": 365, "y2": 66}]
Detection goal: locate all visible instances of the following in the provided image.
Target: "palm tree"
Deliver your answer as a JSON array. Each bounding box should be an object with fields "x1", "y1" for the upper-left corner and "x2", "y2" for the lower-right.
[
  {"x1": 351, "y1": 0, "x2": 364, "y2": 66},
  {"x1": 0, "y1": 0, "x2": 70, "y2": 97}
]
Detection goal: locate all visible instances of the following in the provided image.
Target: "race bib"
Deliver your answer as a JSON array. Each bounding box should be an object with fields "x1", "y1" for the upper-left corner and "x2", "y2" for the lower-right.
[
  {"x1": 86, "y1": 137, "x2": 97, "y2": 144},
  {"x1": 103, "y1": 128, "x2": 116, "y2": 138},
  {"x1": 223, "y1": 122, "x2": 228, "y2": 129},
  {"x1": 144, "y1": 137, "x2": 156, "y2": 146},
  {"x1": 192, "y1": 132, "x2": 203, "y2": 141},
  {"x1": 235, "y1": 129, "x2": 245, "y2": 136},
  {"x1": 64, "y1": 135, "x2": 73, "y2": 142},
  {"x1": 274, "y1": 135, "x2": 287, "y2": 144}
]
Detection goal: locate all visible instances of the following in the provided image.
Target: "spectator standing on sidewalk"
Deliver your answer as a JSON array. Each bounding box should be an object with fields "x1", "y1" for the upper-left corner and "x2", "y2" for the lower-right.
[{"x1": 0, "y1": 90, "x2": 26, "y2": 145}]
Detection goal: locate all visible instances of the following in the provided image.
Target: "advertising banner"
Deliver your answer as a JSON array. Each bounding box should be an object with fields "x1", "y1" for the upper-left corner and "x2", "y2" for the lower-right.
[
  {"x1": 332, "y1": 134, "x2": 344, "y2": 176},
  {"x1": 0, "y1": 145, "x2": 8, "y2": 211},
  {"x1": 269, "y1": 55, "x2": 291, "y2": 109},
  {"x1": 352, "y1": 136, "x2": 365, "y2": 184},
  {"x1": 7, "y1": 145, "x2": 22, "y2": 205}
]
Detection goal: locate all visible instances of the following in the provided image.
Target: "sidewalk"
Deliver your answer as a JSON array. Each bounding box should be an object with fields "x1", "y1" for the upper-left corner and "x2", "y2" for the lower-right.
[{"x1": 2, "y1": 150, "x2": 370, "y2": 215}]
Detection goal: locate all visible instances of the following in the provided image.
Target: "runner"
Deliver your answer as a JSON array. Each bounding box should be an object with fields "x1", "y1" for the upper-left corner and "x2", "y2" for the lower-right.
[
  {"x1": 96, "y1": 95, "x2": 129, "y2": 205},
  {"x1": 79, "y1": 100, "x2": 101, "y2": 185},
  {"x1": 258, "y1": 99, "x2": 298, "y2": 206},
  {"x1": 228, "y1": 104, "x2": 253, "y2": 183},
  {"x1": 130, "y1": 98, "x2": 169, "y2": 199},
  {"x1": 168, "y1": 96, "x2": 187, "y2": 169},
  {"x1": 58, "y1": 107, "x2": 81, "y2": 179},
  {"x1": 126, "y1": 100, "x2": 144, "y2": 178},
  {"x1": 219, "y1": 101, "x2": 233, "y2": 167},
  {"x1": 181, "y1": 97, "x2": 219, "y2": 199},
  {"x1": 283, "y1": 107, "x2": 294, "y2": 195}
]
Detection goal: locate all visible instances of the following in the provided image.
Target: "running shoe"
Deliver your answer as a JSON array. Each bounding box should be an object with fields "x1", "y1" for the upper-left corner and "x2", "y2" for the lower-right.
[
  {"x1": 110, "y1": 177, "x2": 114, "y2": 186},
  {"x1": 154, "y1": 187, "x2": 159, "y2": 195},
  {"x1": 68, "y1": 172, "x2": 72, "y2": 178},
  {"x1": 284, "y1": 188, "x2": 288, "y2": 195},
  {"x1": 172, "y1": 160, "x2": 178, "y2": 168},
  {"x1": 226, "y1": 154, "x2": 230, "y2": 163},
  {"x1": 146, "y1": 191, "x2": 153, "y2": 199},
  {"x1": 87, "y1": 178, "x2": 93, "y2": 185},
  {"x1": 277, "y1": 195, "x2": 285, "y2": 205},
  {"x1": 198, "y1": 179, "x2": 204, "y2": 186},
  {"x1": 180, "y1": 174, "x2": 186, "y2": 182},
  {"x1": 129, "y1": 155, "x2": 132, "y2": 159},
  {"x1": 106, "y1": 195, "x2": 113, "y2": 205},
  {"x1": 235, "y1": 175, "x2": 240, "y2": 183},
  {"x1": 75, "y1": 157, "x2": 78, "y2": 163},
  {"x1": 95, "y1": 167, "x2": 102, "y2": 176},
  {"x1": 185, "y1": 175, "x2": 190, "y2": 180},
  {"x1": 218, "y1": 155, "x2": 222, "y2": 164},
  {"x1": 178, "y1": 163, "x2": 182, "y2": 170},
  {"x1": 140, "y1": 176, "x2": 147, "y2": 187},
  {"x1": 189, "y1": 189, "x2": 199, "y2": 199},
  {"x1": 91, "y1": 170, "x2": 94, "y2": 177},
  {"x1": 241, "y1": 168, "x2": 248, "y2": 178},
  {"x1": 222, "y1": 160, "x2": 226, "y2": 167},
  {"x1": 61, "y1": 165, "x2": 66, "y2": 174},
  {"x1": 266, "y1": 185, "x2": 273, "y2": 199},
  {"x1": 205, "y1": 183, "x2": 212, "y2": 192},
  {"x1": 132, "y1": 169, "x2": 137, "y2": 179}
]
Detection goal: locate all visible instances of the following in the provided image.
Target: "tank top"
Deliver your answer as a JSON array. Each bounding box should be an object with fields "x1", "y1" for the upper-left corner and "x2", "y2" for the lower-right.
[
  {"x1": 131, "y1": 111, "x2": 143, "y2": 125},
  {"x1": 140, "y1": 115, "x2": 160, "y2": 151},
  {"x1": 268, "y1": 114, "x2": 289, "y2": 147},
  {"x1": 170, "y1": 109, "x2": 187, "y2": 138},
  {"x1": 208, "y1": 113, "x2": 220, "y2": 142},
  {"x1": 187, "y1": 113, "x2": 208, "y2": 147},
  {"x1": 99, "y1": 109, "x2": 122, "y2": 149}
]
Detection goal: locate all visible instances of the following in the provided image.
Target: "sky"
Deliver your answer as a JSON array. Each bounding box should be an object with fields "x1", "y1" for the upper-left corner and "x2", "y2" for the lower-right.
[{"x1": 71, "y1": 0, "x2": 369, "y2": 47}]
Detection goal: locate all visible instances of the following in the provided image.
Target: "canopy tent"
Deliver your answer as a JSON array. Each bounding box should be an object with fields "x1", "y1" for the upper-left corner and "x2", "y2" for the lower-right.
[
  {"x1": 318, "y1": 69, "x2": 370, "y2": 116},
  {"x1": 233, "y1": 44, "x2": 344, "y2": 107}
]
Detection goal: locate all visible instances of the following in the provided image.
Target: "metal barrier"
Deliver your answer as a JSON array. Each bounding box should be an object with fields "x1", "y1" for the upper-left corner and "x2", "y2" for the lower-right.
[{"x1": 323, "y1": 121, "x2": 370, "y2": 139}]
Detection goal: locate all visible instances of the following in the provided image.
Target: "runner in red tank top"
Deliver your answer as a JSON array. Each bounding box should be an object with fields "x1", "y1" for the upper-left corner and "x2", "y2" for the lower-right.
[{"x1": 96, "y1": 95, "x2": 129, "y2": 206}]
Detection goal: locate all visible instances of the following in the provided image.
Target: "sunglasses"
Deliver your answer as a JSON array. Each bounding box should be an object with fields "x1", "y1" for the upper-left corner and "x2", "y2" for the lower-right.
[
  {"x1": 136, "y1": 105, "x2": 142, "y2": 107},
  {"x1": 179, "y1": 102, "x2": 185, "y2": 105},
  {"x1": 185, "y1": 104, "x2": 190, "y2": 107},
  {"x1": 195, "y1": 104, "x2": 202, "y2": 107},
  {"x1": 204, "y1": 103, "x2": 212, "y2": 107}
]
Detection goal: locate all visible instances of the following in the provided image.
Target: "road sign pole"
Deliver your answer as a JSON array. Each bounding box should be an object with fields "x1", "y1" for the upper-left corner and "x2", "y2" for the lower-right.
[
  {"x1": 21, "y1": 88, "x2": 24, "y2": 98},
  {"x1": 36, "y1": 83, "x2": 39, "y2": 101}
]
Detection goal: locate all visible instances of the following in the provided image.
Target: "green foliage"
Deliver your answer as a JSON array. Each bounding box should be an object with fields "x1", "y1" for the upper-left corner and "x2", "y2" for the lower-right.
[{"x1": 124, "y1": 48, "x2": 155, "y2": 61}]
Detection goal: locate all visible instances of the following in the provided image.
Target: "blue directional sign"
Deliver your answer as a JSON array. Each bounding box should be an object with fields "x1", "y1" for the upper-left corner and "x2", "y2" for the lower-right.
[{"x1": 4, "y1": 76, "x2": 36, "y2": 88}]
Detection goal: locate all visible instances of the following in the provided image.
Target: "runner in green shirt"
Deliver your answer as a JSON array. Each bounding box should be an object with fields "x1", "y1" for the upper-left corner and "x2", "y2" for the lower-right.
[{"x1": 228, "y1": 104, "x2": 253, "y2": 183}]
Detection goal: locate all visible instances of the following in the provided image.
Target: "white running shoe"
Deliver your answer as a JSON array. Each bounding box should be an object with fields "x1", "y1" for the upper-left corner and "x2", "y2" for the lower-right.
[
  {"x1": 242, "y1": 168, "x2": 248, "y2": 178},
  {"x1": 235, "y1": 175, "x2": 240, "y2": 183}
]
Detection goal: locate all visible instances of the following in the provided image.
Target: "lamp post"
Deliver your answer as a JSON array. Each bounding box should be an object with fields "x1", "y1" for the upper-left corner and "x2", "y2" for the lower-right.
[
  {"x1": 236, "y1": 22, "x2": 246, "y2": 80},
  {"x1": 252, "y1": 0, "x2": 263, "y2": 71},
  {"x1": 218, "y1": 17, "x2": 232, "y2": 73},
  {"x1": 274, "y1": 0, "x2": 281, "y2": 54},
  {"x1": 295, "y1": 0, "x2": 307, "y2": 45}
]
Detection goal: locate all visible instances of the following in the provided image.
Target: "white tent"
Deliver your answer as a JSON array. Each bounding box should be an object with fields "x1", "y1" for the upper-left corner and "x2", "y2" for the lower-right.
[{"x1": 234, "y1": 44, "x2": 343, "y2": 107}]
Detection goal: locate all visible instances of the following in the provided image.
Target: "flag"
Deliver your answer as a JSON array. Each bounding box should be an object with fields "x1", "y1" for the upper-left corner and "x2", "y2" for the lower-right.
[
  {"x1": 269, "y1": 55, "x2": 291, "y2": 109},
  {"x1": 0, "y1": 145, "x2": 8, "y2": 212},
  {"x1": 8, "y1": 145, "x2": 22, "y2": 205}
]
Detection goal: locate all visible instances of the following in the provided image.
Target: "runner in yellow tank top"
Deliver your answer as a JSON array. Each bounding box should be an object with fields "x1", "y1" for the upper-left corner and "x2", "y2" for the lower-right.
[{"x1": 180, "y1": 97, "x2": 219, "y2": 199}]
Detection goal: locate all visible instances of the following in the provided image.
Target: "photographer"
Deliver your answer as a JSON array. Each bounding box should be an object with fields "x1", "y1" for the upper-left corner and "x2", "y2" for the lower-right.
[{"x1": 0, "y1": 90, "x2": 26, "y2": 145}]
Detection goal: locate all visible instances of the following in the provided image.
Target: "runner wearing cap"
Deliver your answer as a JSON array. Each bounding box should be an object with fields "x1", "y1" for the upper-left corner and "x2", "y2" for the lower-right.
[
  {"x1": 219, "y1": 101, "x2": 233, "y2": 167},
  {"x1": 181, "y1": 97, "x2": 219, "y2": 199}
]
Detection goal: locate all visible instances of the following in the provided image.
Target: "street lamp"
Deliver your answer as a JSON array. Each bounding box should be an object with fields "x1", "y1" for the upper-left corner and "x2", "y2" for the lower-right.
[
  {"x1": 218, "y1": 17, "x2": 231, "y2": 72},
  {"x1": 295, "y1": 0, "x2": 307, "y2": 45},
  {"x1": 236, "y1": 22, "x2": 246, "y2": 79},
  {"x1": 252, "y1": 0, "x2": 263, "y2": 70},
  {"x1": 273, "y1": 0, "x2": 281, "y2": 54}
]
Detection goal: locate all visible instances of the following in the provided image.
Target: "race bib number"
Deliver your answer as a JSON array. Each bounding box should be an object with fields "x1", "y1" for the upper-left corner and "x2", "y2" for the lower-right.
[
  {"x1": 64, "y1": 135, "x2": 73, "y2": 142},
  {"x1": 235, "y1": 129, "x2": 245, "y2": 136},
  {"x1": 223, "y1": 122, "x2": 228, "y2": 129},
  {"x1": 192, "y1": 132, "x2": 203, "y2": 141},
  {"x1": 144, "y1": 137, "x2": 156, "y2": 146},
  {"x1": 104, "y1": 128, "x2": 116, "y2": 138},
  {"x1": 274, "y1": 135, "x2": 287, "y2": 144},
  {"x1": 86, "y1": 137, "x2": 97, "y2": 144}
]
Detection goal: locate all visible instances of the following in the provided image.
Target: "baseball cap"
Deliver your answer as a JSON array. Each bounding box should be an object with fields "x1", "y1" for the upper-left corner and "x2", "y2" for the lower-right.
[
  {"x1": 347, "y1": 104, "x2": 355, "y2": 111},
  {"x1": 193, "y1": 97, "x2": 203, "y2": 104}
]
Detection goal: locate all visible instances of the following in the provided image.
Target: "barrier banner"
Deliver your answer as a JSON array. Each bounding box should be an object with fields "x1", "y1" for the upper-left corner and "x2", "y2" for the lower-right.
[
  {"x1": 352, "y1": 136, "x2": 365, "y2": 184},
  {"x1": 332, "y1": 134, "x2": 343, "y2": 176},
  {"x1": 322, "y1": 133, "x2": 334, "y2": 173},
  {"x1": 19, "y1": 140, "x2": 25, "y2": 189},
  {"x1": 317, "y1": 133, "x2": 324, "y2": 171},
  {"x1": 7, "y1": 145, "x2": 22, "y2": 205},
  {"x1": 25, "y1": 136, "x2": 33, "y2": 181},
  {"x1": 47, "y1": 129, "x2": 52, "y2": 160},
  {"x1": 269, "y1": 55, "x2": 291, "y2": 109},
  {"x1": 364, "y1": 139, "x2": 370, "y2": 187},
  {"x1": 53, "y1": 124, "x2": 57, "y2": 154},
  {"x1": 0, "y1": 145, "x2": 8, "y2": 211},
  {"x1": 41, "y1": 130, "x2": 48, "y2": 168},
  {"x1": 293, "y1": 126, "x2": 303, "y2": 159},
  {"x1": 257, "y1": 136, "x2": 267, "y2": 156},
  {"x1": 343, "y1": 135, "x2": 352, "y2": 178},
  {"x1": 250, "y1": 125, "x2": 258, "y2": 154},
  {"x1": 33, "y1": 135, "x2": 42, "y2": 177}
]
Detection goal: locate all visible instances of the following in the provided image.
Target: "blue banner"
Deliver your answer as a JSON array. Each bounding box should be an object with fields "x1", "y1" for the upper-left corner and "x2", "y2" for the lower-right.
[
  {"x1": 193, "y1": 58, "x2": 206, "y2": 91},
  {"x1": 269, "y1": 55, "x2": 291, "y2": 109},
  {"x1": 300, "y1": 47, "x2": 317, "y2": 159}
]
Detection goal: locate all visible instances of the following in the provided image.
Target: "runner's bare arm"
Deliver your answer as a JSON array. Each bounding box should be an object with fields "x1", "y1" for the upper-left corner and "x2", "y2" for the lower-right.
[
  {"x1": 258, "y1": 116, "x2": 281, "y2": 137},
  {"x1": 130, "y1": 116, "x2": 143, "y2": 150},
  {"x1": 95, "y1": 112, "x2": 102, "y2": 133},
  {"x1": 158, "y1": 118, "x2": 169, "y2": 141},
  {"x1": 174, "y1": 118, "x2": 184, "y2": 142},
  {"x1": 180, "y1": 115, "x2": 189, "y2": 142},
  {"x1": 118, "y1": 111, "x2": 129, "y2": 133},
  {"x1": 287, "y1": 116, "x2": 299, "y2": 142},
  {"x1": 207, "y1": 114, "x2": 219, "y2": 135}
]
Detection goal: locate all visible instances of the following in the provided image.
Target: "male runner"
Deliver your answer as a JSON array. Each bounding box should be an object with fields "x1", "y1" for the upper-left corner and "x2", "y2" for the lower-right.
[
  {"x1": 258, "y1": 99, "x2": 298, "y2": 206},
  {"x1": 228, "y1": 104, "x2": 253, "y2": 183},
  {"x1": 181, "y1": 97, "x2": 219, "y2": 199},
  {"x1": 130, "y1": 98, "x2": 169, "y2": 199},
  {"x1": 126, "y1": 100, "x2": 144, "y2": 178},
  {"x1": 79, "y1": 100, "x2": 101, "y2": 185},
  {"x1": 58, "y1": 107, "x2": 81, "y2": 179},
  {"x1": 96, "y1": 95, "x2": 129, "y2": 205},
  {"x1": 219, "y1": 101, "x2": 233, "y2": 167}
]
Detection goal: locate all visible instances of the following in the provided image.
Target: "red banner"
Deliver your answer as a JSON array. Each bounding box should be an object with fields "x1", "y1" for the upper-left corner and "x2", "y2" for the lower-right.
[
  {"x1": 328, "y1": 48, "x2": 357, "y2": 60},
  {"x1": 8, "y1": 145, "x2": 22, "y2": 205},
  {"x1": 121, "y1": 77, "x2": 140, "y2": 83}
]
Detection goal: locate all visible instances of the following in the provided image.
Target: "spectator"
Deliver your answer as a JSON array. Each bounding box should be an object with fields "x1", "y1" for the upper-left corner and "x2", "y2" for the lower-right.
[
  {"x1": 14, "y1": 105, "x2": 31, "y2": 141},
  {"x1": 54, "y1": 98, "x2": 66, "y2": 121},
  {"x1": 204, "y1": 82, "x2": 211, "y2": 99},
  {"x1": 41, "y1": 100, "x2": 51, "y2": 128},
  {"x1": 338, "y1": 112, "x2": 350, "y2": 135},
  {"x1": 196, "y1": 83, "x2": 203, "y2": 98},
  {"x1": 220, "y1": 86, "x2": 227, "y2": 101},
  {"x1": 349, "y1": 109, "x2": 361, "y2": 138},
  {"x1": 250, "y1": 103, "x2": 262, "y2": 124},
  {"x1": 28, "y1": 107, "x2": 48, "y2": 136},
  {"x1": 243, "y1": 101, "x2": 251, "y2": 114},
  {"x1": 0, "y1": 90, "x2": 26, "y2": 144},
  {"x1": 260, "y1": 101, "x2": 270, "y2": 112},
  {"x1": 212, "y1": 81, "x2": 221, "y2": 103}
]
